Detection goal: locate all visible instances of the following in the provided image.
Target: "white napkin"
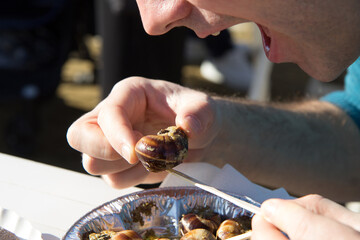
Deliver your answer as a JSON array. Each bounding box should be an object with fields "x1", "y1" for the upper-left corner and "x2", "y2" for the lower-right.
[{"x1": 160, "y1": 162, "x2": 293, "y2": 204}]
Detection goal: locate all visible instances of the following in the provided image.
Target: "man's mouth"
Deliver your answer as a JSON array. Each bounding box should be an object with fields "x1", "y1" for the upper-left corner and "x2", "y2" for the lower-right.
[{"x1": 257, "y1": 24, "x2": 271, "y2": 57}]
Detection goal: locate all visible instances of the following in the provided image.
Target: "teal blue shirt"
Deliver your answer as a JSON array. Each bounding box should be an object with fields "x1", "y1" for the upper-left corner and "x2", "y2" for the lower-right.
[{"x1": 322, "y1": 57, "x2": 360, "y2": 130}]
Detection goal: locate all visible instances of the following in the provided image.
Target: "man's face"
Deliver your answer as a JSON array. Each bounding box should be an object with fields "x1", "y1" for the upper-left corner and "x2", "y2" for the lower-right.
[{"x1": 136, "y1": 0, "x2": 360, "y2": 82}]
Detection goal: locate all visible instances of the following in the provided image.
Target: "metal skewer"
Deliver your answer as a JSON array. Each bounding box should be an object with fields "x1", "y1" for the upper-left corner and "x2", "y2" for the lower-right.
[{"x1": 166, "y1": 169, "x2": 261, "y2": 215}]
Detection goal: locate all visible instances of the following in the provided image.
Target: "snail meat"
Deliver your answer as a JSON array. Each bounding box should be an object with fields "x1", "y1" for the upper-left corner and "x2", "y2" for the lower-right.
[{"x1": 135, "y1": 126, "x2": 188, "y2": 172}]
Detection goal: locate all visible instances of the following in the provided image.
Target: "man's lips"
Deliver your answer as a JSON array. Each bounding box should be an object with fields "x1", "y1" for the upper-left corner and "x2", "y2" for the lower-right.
[{"x1": 257, "y1": 24, "x2": 272, "y2": 58}]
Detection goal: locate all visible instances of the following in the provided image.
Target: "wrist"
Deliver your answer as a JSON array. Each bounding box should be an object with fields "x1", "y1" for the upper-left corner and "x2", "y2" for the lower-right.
[{"x1": 201, "y1": 96, "x2": 239, "y2": 166}]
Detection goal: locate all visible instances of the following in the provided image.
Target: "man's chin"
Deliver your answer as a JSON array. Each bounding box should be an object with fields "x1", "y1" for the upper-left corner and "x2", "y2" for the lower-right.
[
  {"x1": 300, "y1": 63, "x2": 344, "y2": 82},
  {"x1": 308, "y1": 71, "x2": 342, "y2": 83}
]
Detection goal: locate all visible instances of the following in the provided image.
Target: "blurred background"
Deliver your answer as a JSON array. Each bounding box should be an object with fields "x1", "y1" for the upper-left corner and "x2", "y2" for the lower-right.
[{"x1": 0, "y1": 0, "x2": 344, "y2": 174}]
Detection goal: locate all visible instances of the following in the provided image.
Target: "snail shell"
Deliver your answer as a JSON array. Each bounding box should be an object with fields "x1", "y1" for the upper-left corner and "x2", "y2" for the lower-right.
[
  {"x1": 180, "y1": 229, "x2": 217, "y2": 240},
  {"x1": 216, "y1": 219, "x2": 243, "y2": 240},
  {"x1": 216, "y1": 217, "x2": 252, "y2": 240},
  {"x1": 112, "y1": 230, "x2": 143, "y2": 240},
  {"x1": 180, "y1": 213, "x2": 221, "y2": 235},
  {"x1": 135, "y1": 126, "x2": 188, "y2": 172}
]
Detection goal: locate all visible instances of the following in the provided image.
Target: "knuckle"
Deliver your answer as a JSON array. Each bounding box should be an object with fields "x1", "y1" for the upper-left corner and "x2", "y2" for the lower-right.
[
  {"x1": 111, "y1": 77, "x2": 137, "y2": 93},
  {"x1": 301, "y1": 194, "x2": 327, "y2": 214},
  {"x1": 305, "y1": 194, "x2": 324, "y2": 202}
]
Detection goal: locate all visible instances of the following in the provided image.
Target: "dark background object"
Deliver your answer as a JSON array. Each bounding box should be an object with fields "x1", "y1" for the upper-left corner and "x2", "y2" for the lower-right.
[{"x1": 96, "y1": 0, "x2": 187, "y2": 98}]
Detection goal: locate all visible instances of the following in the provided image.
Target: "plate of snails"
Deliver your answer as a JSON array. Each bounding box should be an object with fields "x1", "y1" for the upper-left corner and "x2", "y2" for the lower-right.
[{"x1": 63, "y1": 186, "x2": 258, "y2": 240}]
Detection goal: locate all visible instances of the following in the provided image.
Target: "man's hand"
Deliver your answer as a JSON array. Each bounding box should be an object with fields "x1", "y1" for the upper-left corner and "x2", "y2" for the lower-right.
[
  {"x1": 252, "y1": 194, "x2": 360, "y2": 239},
  {"x1": 67, "y1": 77, "x2": 220, "y2": 188}
]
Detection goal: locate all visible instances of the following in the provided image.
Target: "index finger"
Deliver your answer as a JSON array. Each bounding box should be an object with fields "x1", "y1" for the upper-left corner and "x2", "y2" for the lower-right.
[
  {"x1": 67, "y1": 107, "x2": 122, "y2": 160},
  {"x1": 97, "y1": 80, "x2": 147, "y2": 164}
]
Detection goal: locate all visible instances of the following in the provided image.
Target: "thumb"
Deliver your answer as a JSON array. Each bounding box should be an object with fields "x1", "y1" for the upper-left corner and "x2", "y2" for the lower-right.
[{"x1": 261, "y1": 199, "x2": 356, "y2": 240}]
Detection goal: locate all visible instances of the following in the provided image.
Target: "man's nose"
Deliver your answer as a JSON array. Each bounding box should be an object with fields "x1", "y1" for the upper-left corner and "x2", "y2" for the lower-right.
[
  {"x1": 137, "y1": 0, "x2": 190, "y2": 35},
  {"x1": 140, "y1": 13, "x2": 169, "y2": 35}
]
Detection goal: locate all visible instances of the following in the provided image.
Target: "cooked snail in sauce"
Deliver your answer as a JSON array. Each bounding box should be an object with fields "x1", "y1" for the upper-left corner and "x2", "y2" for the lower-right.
[
  {"x1": 135, "y1": 126, "x2": 188, "y2": 172},
  {"x1": 179, "y1": 213, "x2": 221, "y2": 235}
]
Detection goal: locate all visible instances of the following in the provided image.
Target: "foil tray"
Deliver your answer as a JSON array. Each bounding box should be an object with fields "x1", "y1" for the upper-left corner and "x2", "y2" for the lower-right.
[{"x1": 63, "y1": 186, "x2": 259, "y2": 240}]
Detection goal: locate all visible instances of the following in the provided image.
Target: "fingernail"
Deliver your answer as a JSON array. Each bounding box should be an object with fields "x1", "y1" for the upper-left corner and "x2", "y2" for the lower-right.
[
  {"x1": 262, "y1": 199, "x2": 279, "y2": 222},
  {"x1": 185, "y1": 115, "x2": 202, "y2": 135},
  {"x1": 120, "y1": 144, "x2": 131, "y2": 161}
]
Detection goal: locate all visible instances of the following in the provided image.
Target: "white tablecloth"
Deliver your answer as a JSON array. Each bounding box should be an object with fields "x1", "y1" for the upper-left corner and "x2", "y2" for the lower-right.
[{"x1": 0, "y1": 153, "x2": 141, "y2": 239}]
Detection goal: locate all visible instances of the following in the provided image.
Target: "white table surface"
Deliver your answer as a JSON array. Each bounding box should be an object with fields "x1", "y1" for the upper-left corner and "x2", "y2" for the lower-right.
[{"x1": 0, "y1": 152, "x2": 141, "y2": 239}]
